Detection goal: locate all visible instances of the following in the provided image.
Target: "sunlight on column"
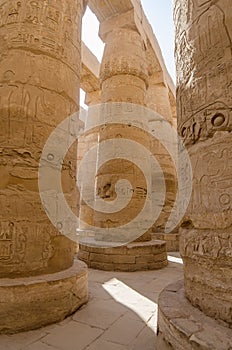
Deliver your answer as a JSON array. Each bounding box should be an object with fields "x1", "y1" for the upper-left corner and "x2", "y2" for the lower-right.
[{"x1": 103, "y1": 278, "x2": 158, "y2": 333}]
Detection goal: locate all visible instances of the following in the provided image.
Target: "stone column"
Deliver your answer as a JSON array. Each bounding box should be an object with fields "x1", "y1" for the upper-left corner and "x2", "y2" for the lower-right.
[
  {"x1": 146, "y1": 78, "x2": 173, "y2": 125},
  {"x1": 100, "y1": 22, "x2": 148, "y2": 105},
  {"x1": 176, "y1": 0, "x2": 232, "y2": 326},
  {"x1": 98, "y1": 15, "x2": 151, "y2": 243},
  {"x1": 78, "y1": 11, "x2": 168, "y2": 271},
  {"x1": 84, "y1": 90, "x2": 101, "y2": 106},
  {"x1": 146, "y1": 55, "x2": 179, "y2": 251},
  {"x1": 157, "y1": 0, "x2": 232, "y2": 348},
  {"x1": 0, "y1": 0, "x2": 88, "y2": 333}
]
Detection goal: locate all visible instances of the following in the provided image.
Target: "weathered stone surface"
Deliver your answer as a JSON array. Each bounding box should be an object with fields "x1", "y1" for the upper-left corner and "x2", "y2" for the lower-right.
[
  {"x1": 153, "y1": 233, "x2": 179, "y2": 252},
  {"x1": 174, "y1": 0, "x2": 232, "y2": 326},
  {"x1": 157, "y1": 0, "x2": 232, "y2": 347},
  {"x1": 157, "y1": 281, "x2": 232, "y2": 350},
  {"x1": 78, "y1": 6, "x2": 153, "y2": 254},
  {"x1": 78, "y1": 240, "x2": 168, "y2": 271},
  {"x1": 79, "y1": 1, "x2": 178, "y2": 256},
  {"x1": 145, "y1": 42, "x2": 173, "y2": 125},
  {"x1": 88, "y1": 0, "x2": 175, "y2": 107},
  {"x1": 81, "y1": 42, "x2": 101, "y2": 105},
  {"x1": 78, "y1": 3, "x2": 177, "y2": 272},
  {"x1": 148, "y1": 115, "x2": 178, "y2": 236},
  {"x1": 0, "y1": 0, "x2": 84, "y2": 277},
  {"x1": 97, "y1": 12, "x2": 151, "y2": 243},
  {"x1": 0, "y1": 260, "x2": 88, "y2": 334},
  {"x1": 0, "y1": 0, "x2": 88, "y2": 333}
]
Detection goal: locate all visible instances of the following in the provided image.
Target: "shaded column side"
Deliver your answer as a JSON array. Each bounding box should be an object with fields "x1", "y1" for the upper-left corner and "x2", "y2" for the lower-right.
[
  {"x1": 0, "y1": 0, "x2": 84, "y2": 277},
  {"x1": 175, "y1": 0, "x2": 232, "y2": 325}
]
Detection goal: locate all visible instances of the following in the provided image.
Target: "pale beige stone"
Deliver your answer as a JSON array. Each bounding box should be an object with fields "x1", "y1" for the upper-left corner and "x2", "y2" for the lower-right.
[
  {"x1": 0, "y1": 0, "x2": 84, "y2": 274},
  {"x1": 72, "y1": 299, "x2": 124, "y2": 330},
  {"x1": 81, "y1": 42, "x2": 101, "y2": 106},
  {"x1": 79, "y1": 240, "x2": 167, "y2": 271},
  {"x1": 42, "y1": 321, "x2": 103, "y2": 350},
  {"x1": 174, "y1": 0, "x2": 232, "y2": 326},
  {"x1": 157, "y1": 0, "x2": 232, "y2": 348},
  {"x1": 153, "y1": 233, "x2": 179, "y2": 252},
  {"x1": 100, "y1": 314, "x2": 145, "y2": 346},
  {"x1": 86, "y1": 339, "x2": 127, "y2": 350},
  {"x1": 0, "y1": 256, "x2": 184, "y2": 349},
  {"x1": 0, "y1": 261, "x2": 88, "y2": 334},
  {"x1": 145, "y1": 54, "x2": 178, "y2": 235},
  {"x1": 157, "y1": 281, "x2": 232, "y2": 350},
  {"x1": 88, "y1": 0, "x2": 175, "y2": 105},
  {"x1": 77, "y1": 1, "x2": 180, "y2": 270},
  {"x1": 77, "y1": 0, "x2": 179, "y2": 269},
  {"x1": 0, "y1": 0, "x2": 88, "y2": 333},
  {"x1": 78, "y1": 1, "x2": 179, "y2": 269}
]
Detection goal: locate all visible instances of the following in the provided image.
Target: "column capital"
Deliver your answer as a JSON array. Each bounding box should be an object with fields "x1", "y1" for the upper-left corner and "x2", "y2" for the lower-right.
[{"x1": 84, "y1": 90, "x2": 101, "y2": 106}]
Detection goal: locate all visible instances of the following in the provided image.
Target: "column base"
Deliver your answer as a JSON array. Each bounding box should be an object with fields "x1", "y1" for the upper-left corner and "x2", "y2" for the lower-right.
[
  {"x1": 152, "y1": 233, "x2": 179, "y2": 252},
  {"x1": 0, "y1": 260, "x2": 88, "y2": 334},
  {"x1": 157, "y1": 280, "x2": 232, "y2": 350},
  {"x1": 78, "y1": 239, "x2": 167, "y2": 271}
]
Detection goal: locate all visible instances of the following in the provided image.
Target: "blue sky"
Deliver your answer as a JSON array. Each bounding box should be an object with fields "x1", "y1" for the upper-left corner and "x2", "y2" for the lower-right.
[
  {"x1": 140, "y1": 0, "x2": 175, "y2": 81},
  {"x1": 81, "y1": 1, "x2": 175, "y2": 104}
]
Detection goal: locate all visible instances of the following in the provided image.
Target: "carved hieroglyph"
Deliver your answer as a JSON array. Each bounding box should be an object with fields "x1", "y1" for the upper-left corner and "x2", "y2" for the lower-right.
[
  {"x1": 78, "y1": 10, "x2": 154, "y2": 243},
  {"x1": 175, "y1": 0, "x2": 232, "y2": 325},
  {"x1": 0, "y1": 0, "x2": 89, "y2": 334},
  {"x1": 99, "y1": 14, "x2": 151, "y2": 241},
  {"x1": 79, "y1": 16, "x2": 178, "y2": 240},
  {"x1": 0, "y1": 0, "x2": 85, "y2": 277}
]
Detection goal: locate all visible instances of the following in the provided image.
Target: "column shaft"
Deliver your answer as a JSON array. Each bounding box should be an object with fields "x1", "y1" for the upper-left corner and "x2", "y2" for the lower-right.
[
  {"x1": 175, "y1": 0, "x2": 232, "y2": 324},
  {"x1": 0, "y1": 0, "x2": 88, "y2": 333}
]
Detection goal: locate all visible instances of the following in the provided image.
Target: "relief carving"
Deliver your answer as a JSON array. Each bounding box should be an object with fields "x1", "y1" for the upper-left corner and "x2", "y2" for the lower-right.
[
  {"x1": 180, "y1": 101, "x2": 232, "y2": 145},
  {"x1": 0, "y1": 222, "x2": 14, "y2": 261},
  {"x1": 182, "y1": 229, "x2": 232, "y2": 260},
  {"x1": 6, "y1": 1, "x2": 22, "y2": 24},
  {"x1": 0, "y1": 0, "x2": 83, "y2": 277},
  {"x1": 175, "y1": 0, "x2": 232, "y2": 325},
  {"x1": 25, "y1": 1, "x2": 41, "y2": 24}
]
